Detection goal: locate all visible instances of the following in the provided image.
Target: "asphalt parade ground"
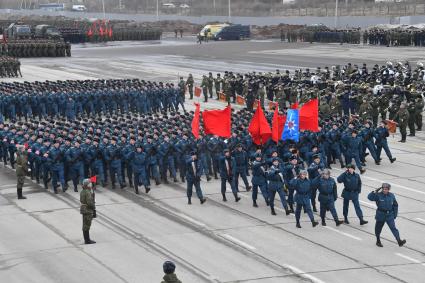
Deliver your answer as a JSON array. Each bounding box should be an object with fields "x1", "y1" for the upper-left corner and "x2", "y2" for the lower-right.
[{"x1": 1, "y1": 37, "x2": 425, "y2": 283}]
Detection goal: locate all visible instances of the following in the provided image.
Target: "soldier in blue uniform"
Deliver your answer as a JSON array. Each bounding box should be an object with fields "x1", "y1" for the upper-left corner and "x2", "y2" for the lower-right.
[
  {"x1": 267, "y1": 157, "x2": 290, "y2": 216},
  {"x1": 307, "y1": 154, "x2": 325, "y2": 212},
  {"x1": 40, "y1": 139, "x2": 52, "y2": 190},
  {"x1": 290, "y1": 170, "x2": 319, "y2": 228},
  {"x1": 66, "y1": 139, "x2": 85, "y2": 192},
  {"x1": 345, "y1": 130, "x2": 366, "y2": 174},
  {"x1": 106, "y1": 137, "x2": 125, "y2": 189},
  {"x1": 219, "y1": 149, "x2": 240, "y2": 202},
  {"x1": 360, "y1": 121, "x2": 380, "y2": 165},
  {"x1": 232, "y1": 144, "x2": 252, "y2": 192},
  {"x1": 185, "y1": 152, "x2": 206, "y2": 205},
  {"x1": 284, "y1": 155, "x2": 302, "y2": 213},
  {"x1": 374, "y1": 121, "x2": 396, "y2": 164},
  {"x1": 129, "y1": 143, "x2": 150, "y2": 194},
  {"x1": 326, "y1": 124, "x2": 345, "y2": 169},
  {"x1": 145, "y1": 135, "x2": 161, "y2": 186},
  {"x1": 368, "y1": 183, "x2": 406, "y2": 247},
  {"x1": 208, "y1": 135, "x2": 224, "y2": 179},
  {"x1": 337, "y1": 164, "x2": 368, "y2": 225},
  {"x1": 90, "y1": 138, "x2": 106, "y2": 187},
  {"x1": 311, "y1": 169, "x2": 344, "y2": 226},
  {"x1": 251, "y1": 153, "x2": 269, "y2": 207},
  {"x1": 48, "y1": 139, "x2": 66, "y2": 193},
  {"x1": 158, "y1": 134, "x2": 178, "y2": 184}
]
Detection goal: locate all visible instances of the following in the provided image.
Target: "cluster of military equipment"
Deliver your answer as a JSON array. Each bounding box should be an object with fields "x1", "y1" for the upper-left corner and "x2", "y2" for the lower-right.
[
  {"x1": 0, "y1": 56, "x2": 21, "y2": 78},
  {"x1": 0, "y1": 39, "x2": 71, "y2": 58}
]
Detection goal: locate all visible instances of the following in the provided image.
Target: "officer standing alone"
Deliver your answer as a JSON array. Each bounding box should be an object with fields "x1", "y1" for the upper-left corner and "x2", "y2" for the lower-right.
[
  {"x1": 16, "y1": 144, "x2": 28, "y2": 199},
  {"x1": 368, "y1": 183, "x2": 406, "y2": 248},
  {"x1": 80, "y1": 179, "x2": 96, "y2": 244}
]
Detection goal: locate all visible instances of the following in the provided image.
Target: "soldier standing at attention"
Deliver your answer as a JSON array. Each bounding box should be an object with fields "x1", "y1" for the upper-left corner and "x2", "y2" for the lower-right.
[
  {"x1": 80, "y1": 179, "x2": 96, "y2": 244},
  {"x1": 394, "y1": 102, "x2": 409, "y2": 143},
  {"x1": 186, "y1": 74, "x2": 194, "y2": 100},
  {"x1": 368, "y1": 183, "x2": 406, "y2": 248},
  {"x1": 16, "y1": 144, "x2": 28, "y2": 199}
]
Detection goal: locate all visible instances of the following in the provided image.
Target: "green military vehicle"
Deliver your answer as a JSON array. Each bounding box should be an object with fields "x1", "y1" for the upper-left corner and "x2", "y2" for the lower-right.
[{"x1": 34, "y1": 25, "x2": 62, "y2": 40}]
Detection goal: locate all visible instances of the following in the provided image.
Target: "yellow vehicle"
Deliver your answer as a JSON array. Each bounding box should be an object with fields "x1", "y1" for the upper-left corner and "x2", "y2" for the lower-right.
[{"x1": 198, "y1": 23, "x2": 229, "y2": 40}]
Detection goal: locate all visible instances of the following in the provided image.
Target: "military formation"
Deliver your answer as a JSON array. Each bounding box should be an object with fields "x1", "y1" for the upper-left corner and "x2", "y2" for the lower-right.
[
  {"x1": 0, "y1": 58, "x2": 419, "y2": 249},
  {"x1": 0, "y1": 39, "x2": 71, "y2": 58},
  {"x1": 202, "y1": 61, "x2": 424, "y2": 142},
  {"x1": 282, "y1": 26, "x2": 425, "y2": 46},
  {"x1": 0, "y1": 56, "x2": 22, "y2": 78},
  {"x1": 284, "y1": 28, "x2": 361, "y2": 44},
  {"x1": 364, "y1": 28, "x2": 425, "y2": 47}
]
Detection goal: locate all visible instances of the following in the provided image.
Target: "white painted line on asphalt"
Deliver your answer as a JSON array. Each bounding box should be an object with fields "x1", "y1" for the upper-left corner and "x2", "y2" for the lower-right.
[
  {"x1": 395, "y1": 253, "x2": 422, "y2": 264},
  {"x1": 222, "y1": 234, "x2": 256, "y2": 251},
  {"x1": 359, "y1": 200, "x2": 375, "y2": 208},
  {"x1": 333, "y1": 168, "x2": 425, "y2": 196},
  {"x1": 324, "y1": 226, "x2": 362, "y2": 241},
  {"x1": 0, "y1": 184, "x2": 17, "y2": 188},
  {"x1": 175, "y1": 213, "x2": 207, "y2": 227},
  {"x1": 415, "y1": 218, "x2": 425, "y2": 224},
  {"x1": 284, "y1": 264, "x2": 327, "y2": 283}
]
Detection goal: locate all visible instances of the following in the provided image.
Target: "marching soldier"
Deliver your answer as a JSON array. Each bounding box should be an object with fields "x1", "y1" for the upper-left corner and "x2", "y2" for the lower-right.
[
  {"x1": 185, "y1": 151, "x2": 207, "y2": 205},
  {"x1": 368, "y1": 183, "x2": 406, "y2": 248}
]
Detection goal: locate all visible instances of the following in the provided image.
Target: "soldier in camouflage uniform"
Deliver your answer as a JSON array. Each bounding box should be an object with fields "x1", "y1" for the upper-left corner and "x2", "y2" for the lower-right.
[
  {"x1": 80, "y1": 178, "x2": 96, "y2": 244},
  {"x1": 394, "y1": 103, "x2": 409, "y2": 143},
  {"x1": 16, "y1": 145, "x2": 28, "y2": 199}
]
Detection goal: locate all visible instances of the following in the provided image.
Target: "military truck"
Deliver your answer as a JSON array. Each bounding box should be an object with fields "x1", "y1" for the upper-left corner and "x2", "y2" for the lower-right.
[
  {"x1": 34, "y1": 25, "x2": 62, "y2": 39},
  {"x1": 4, "y1": 23, "x2": 32, "y2": 39}
]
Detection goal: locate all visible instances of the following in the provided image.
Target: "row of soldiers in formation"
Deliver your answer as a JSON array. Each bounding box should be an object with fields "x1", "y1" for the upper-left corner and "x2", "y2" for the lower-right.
[
  {"x1": 282, "y1": 28, "x2": 425, "y2": 46},
  {"x1": 283, "y1": 29, "x2": 361, "y2": 44},
  {"x1": 3, "y1": 105, "x2": 406, "y2": 245},
  {"x1": 0, "y1": 56, "x2": 22, "y2": 78},
  {"x1": 198, "y1": 61, "x2": 424, "y2": 141},
  {"x1": 364, "y1": 29, "x2": 425, "y2": 47},
  {"x1": 0, "y1": 80, "x2": 186, "y2": 123},
  {"x1": 0, "y1": 39, "x2": 71, "y2": 58}
]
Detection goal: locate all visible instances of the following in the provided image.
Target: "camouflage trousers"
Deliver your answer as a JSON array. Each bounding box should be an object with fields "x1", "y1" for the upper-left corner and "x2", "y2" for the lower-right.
[
  {"x1": 82, "y1": 214, "x2": 93, "y2": 231},
  {"x1": 17, "y1": 175, "x2": 25, "y2": 189}
]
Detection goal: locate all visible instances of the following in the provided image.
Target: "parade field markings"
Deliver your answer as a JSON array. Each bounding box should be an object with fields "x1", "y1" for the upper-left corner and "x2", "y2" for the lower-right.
[
  {"x1": 283, "y1": 264, "x2": 327, "y2": 283},
  {"x1": 221, "y1": 234, "x2": 257, "y2": 251},
  {"x1": 324, "y1": 226, "x2": 362, "y2": 241},
  {"x1": 395, "y1": 253, "x2": 425, "y2": 267}
]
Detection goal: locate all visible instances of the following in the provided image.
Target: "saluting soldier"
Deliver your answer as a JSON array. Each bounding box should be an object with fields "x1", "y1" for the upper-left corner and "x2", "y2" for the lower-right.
[{"x1": 368, "y1": 183, "x2": 406, "y2": 248}]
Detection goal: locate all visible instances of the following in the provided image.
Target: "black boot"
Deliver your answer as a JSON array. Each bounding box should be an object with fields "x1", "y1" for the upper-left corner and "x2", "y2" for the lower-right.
[
  {"x1": 344, "y1": 217, "x2": 350, "y2": 224},
  {"x1": 312, "y1": 220, "x2": 319, "y2": 227},
  {"x1": 397, "y1": 239, "x2": 406, "y2": 247},
  {"x1": 312, "y1": 204, "x2": 317, "y2": 212},
  {"x1": 206, "y1": 176, "x2": 211, "y2": 181},
  {"x1": 296, "y1": 222, "x2": 301, "y2": 228},
  {"x1": 253, "y1": 200, "x2": 258, "y2": 207},
  {"x1": 155, "y1": 178, "x2": 161, "y2": 186},
  {"x1": 200, "y1": 198, "x2": 207, "y2": 204},
  {"x1": 233, "y1": 192, "x2": 241, "y2": 202},
  {"x1": 222, "y1": 194, "x2": 227, "y2": 202},
  {"x1": 74, "y1": 186, "x2": 78, "y2": 192},
  {"x1": 285, "y1": 207, "x2": 291, "y2": 215},
  {"x1": 188, "y1": 198, "x2": 192, "y2": 205},
  {"x1": 321, "y1": 219, "x2": 326, "y2": 226},
  {"x1": 376, "y1": 238, "x2": 383, "y2": 247},
  {"x1": 246, "y1": 185, "x2": 252, "y2": 192},
  {"x1": 84, "y1": 231, "x2": 96, "y2": 244},
  {"x1": 289, "y1": 204, "x2": 294, "y2": 213},
  {"x1": 134, "y1": 186, "x2": 139, "y2": 194},
  {"x1": 271, "y1": 207, "x2": 277, "y2": 215},
  {"x1": 335, "y1": 219, "x2": 344, "y2": 226},
  {"x1": 145, "y1": 187, "x2": 151, "y2": 193},
  {"x1": 360, "y1": 219, "x2": 368, "y2": 225},
  {"x1": 390, "y1": 158, "x2": 396, "y2": 163},
  {"x1": 17, "y1": 188, "x2": 26, "y2": 199}
]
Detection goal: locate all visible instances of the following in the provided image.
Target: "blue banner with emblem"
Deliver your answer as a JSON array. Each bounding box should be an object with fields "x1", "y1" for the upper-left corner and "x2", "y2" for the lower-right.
[{"x1": 281, "y1": 109, "x2": 299, "y2": 142}]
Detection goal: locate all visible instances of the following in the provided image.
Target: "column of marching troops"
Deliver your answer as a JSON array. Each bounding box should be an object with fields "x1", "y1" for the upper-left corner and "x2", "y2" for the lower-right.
[
  {"x1": 0, "y1": 40, "x2": 71, "y2": 58},
  {"x1": 0, "y1": 56, "x2": 21, "y2": 78},
  {"x1": 1, "y1": 62, "x2": 417, "y2": 246},
  {"x1": 283, "y1": 27, "x2": 425, "y2": 46}
]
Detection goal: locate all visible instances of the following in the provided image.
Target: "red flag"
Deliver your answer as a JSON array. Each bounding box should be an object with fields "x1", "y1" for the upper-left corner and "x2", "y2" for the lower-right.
[
  {"x1": 290, "y1": 102, "x2": 299, "y2": 109},
  {"x1": 90, "y1": 176, "x2": 97, "y2": 183},
  {"x1": 24, "y1": 143, "x2": 29, "y2": 150},
  {"x1": 191, "y1": 103, "x2": 201, "y2": 139},
  {"x1": 87, "y1": 28, "x2": 93, "y2": 37},
  {"x1": 108, "y1": 27, "x2": 113, "y2": 38},
  {"x1": 271, "y1": 104, "x2": 286, "y2": 142},
  {"x1": 99, "y1": 26, "x2": 104, "y2": 36},
  {"x1": 299, "y1": 98, "x2": 319, "y2": 132},
  {"x1": 195, "y1": 87, "x2": 202, "y2": 97},
  {"x1": 202, "y1": 105, "x2": 231, "y2": 138},
  {"x1": 248, "y1": 101, "x2": 272, "y2": 145}
]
